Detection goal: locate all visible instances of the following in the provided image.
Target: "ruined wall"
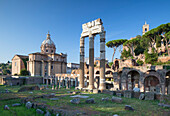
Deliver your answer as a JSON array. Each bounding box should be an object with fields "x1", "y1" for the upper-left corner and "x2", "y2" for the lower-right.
[
  {"x1": 158, "y1": 56, "x2": 170, "y2": 62},
  {"x1": 1, "y1": 76, "x2": 43, "y2": 86},
  {"x1": 26, "y1": 77, "x2": 43, "y2": 85}
]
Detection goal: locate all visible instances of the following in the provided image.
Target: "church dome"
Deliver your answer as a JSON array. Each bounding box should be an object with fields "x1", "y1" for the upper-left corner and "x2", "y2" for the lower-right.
[
  {"x1": 41, "y1": 32, "x2": 55, "y2": 46},
  {"x1": 41, "y1": 32, "x2": 56, "y2": 54},
  {"x1": 42, "y1": 38, "x2": 55, "y2": 45}
]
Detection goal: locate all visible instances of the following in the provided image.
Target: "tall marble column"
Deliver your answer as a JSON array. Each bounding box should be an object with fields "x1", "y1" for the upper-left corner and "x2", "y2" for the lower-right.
[
  {"x1": 42, "y1": 61, "x2": 45, "y2": 77},
  {"x1": 59, "y1": 77, "x2": 61, "y2": 89},
  {"x1": 48, "y1": 61, "x2": 51, "y2": 76},
  {"x1": 55, "y1": 76, "x2": 58, "y2": 90},
  {"x1": 69, "y1": 78, "x2": 71, "y2": 89},
  {"x1": 161, "y1": 84, "x2": 165, "y2": 95},
  {"x1": 79, "y1": 37, "x2": 85, "y2": 89},
  {"x1": 62, "y1": 77, "x2": 64, "y2": 88},
  {"x1": 66, "y1": 78, "x2": 69, "y2": 89},
  {"x1": 89, "y1": 34, "x2": 95, "y2": 90},
  {"x1": 46, "y1": 77, "x2": 48, "y2": 88},
  {"x1": 52, "y1": 76, "x2": 54, "y2": 90},
  {"x1": 99, "y1": 31, "x2": 106, "y2": 91}
]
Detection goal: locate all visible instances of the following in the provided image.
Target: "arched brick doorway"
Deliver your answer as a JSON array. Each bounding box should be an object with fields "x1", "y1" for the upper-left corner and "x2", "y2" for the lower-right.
[
  {"x1": 127, "y1": 70, "x2": 140, "y2": 90},
  {"x1": 144, "y1": 76, "x2": 160, "y2": 92}
]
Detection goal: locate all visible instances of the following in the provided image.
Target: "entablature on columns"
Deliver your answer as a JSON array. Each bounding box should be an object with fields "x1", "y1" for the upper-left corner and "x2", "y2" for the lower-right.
[{"x1": 81, "y1": 18, "x2": 104, "y2": 38}]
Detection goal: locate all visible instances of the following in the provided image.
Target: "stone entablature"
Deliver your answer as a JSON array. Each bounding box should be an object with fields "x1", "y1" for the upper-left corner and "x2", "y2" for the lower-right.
[{"x1": 81, "y1": 18, "x2": 104, "y2": 37}]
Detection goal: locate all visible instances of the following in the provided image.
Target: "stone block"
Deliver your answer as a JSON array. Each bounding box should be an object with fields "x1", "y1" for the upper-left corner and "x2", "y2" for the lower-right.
[
  {"x1": 70, "y1": 99, "x2": 80, "y2": 104},
  {"x1": 85, "y1": 98, "x2": 95, "y2": 104},
  {"x1": 155, "y1": 85, "x2": 160, "y2": 94},
  {"x1": 124, "y1": 90, "x2": 133, "y2": 98},
  {"x1": 155, "y1": 94, "x2": 161, "y2": 100},
  {"x1": 124, "y1": 105, "x2": 134, "y2": 111},
  {"x1": 36, "y1": 109, "x2": 44, "y2": 114},
  {"x1": 134, "y1": 92, "x2": 140, "y2": 99},
  {"x1": 111, "y1": 96, "x2": 122, "y2": 103},
  {"x1": 139, "y1": 93, "x2": 145, "y2": 100},
  {"x1": 145, "y1": 92, "x2": 155, "y2": 100},
  {"x1": 116, "y1": 93, "x2": 122, "y2": 97},
  {"x1": 12, "y1": 103, "x2": 21, "y2": 107},
  {"x1": 93, "y1": 89, "x2": 99, "y2": 94}
]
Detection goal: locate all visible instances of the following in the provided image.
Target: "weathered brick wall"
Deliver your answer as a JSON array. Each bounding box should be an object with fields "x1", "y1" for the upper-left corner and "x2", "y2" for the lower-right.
[
  {"x1": 26, "y1": 77, "x2": 43, "y2": 85},
  {"x1": 1, "y1": 76, "x2": 43, "y2": 86}
]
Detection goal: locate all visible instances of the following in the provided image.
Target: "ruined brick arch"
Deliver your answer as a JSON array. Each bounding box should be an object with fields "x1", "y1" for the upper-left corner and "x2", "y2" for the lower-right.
[
  {"x1": 146, "y1": 69, "x2": 157, "y2": 73},
  {"x1": 144, "y1": 71, "x2": 161, "y2": 83},
  {"x1": 127, "y1": 69, "x2": 141, "y2": 89},
  {"x1": 144, "y1": 75, "x2": 160, "y2": 92},
  {"x1": 126, "y1": 69, "x2": 141, "y2": 76}
]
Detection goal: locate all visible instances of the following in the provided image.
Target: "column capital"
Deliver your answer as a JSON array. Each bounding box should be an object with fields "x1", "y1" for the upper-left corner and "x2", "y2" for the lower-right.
[{"x1": 89, "y1": 33, "x2": 95, "y2": 38}]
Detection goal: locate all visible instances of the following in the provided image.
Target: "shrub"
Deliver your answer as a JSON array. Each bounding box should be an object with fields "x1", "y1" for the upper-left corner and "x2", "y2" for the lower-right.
[
  {"x1": 20, "y1": 69, "x2": 29, "y2": 76},
  {"x1": 134, "y1": 46, "x2": 145, "y2": 55},
  {"x1": 137, "y1": 59, "x2": 144, "y2": 66},
  {"x1": 3, "y1": 69, "x2": 11, "y2": 75},
  {"x1": 108, "y1": 62, "x2": 113, "y2": 67},
  {"x1": 120, "y1": 49, "x2": 132, "y2": 59}
]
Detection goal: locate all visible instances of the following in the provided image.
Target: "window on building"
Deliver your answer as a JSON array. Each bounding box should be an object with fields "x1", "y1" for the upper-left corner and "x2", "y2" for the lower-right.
[
  {"x1": 51, "y1": 65, "x2": 53, "y2": 70},
  {"x1": 46, "y1": 50, "x2": 48, "y2": 52},
  {"x1": 145, "y1": 28, "x2": 147, "y2": 32},
  {"x1": 51, "y1": 50, "x2": 53, "y2": 53},
  {"x1": 15, "y1": 62, "x2": 17, "y2": 66}
]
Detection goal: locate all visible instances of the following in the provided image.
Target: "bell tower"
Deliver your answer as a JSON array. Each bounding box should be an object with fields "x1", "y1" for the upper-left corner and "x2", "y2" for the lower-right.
[{"x1": 142, "y1": 21, "x2": 149, "y2": 35}]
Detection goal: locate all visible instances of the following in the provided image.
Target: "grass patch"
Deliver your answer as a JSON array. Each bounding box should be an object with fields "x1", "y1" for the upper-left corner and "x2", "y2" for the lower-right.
[{"x1": 0, "y1": 85, "x2": 169, "y2": 116}]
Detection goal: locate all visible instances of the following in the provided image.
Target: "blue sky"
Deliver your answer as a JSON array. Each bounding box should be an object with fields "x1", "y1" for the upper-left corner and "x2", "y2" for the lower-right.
[{"x1": 0, "y1": 0, "x2": 170, "y2": 63}]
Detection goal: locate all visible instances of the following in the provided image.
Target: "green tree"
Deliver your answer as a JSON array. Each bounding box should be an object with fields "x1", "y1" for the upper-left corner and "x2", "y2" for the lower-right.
[
  {"x1": 143, "y1": 28, "x2": 158, "y2": 48},
  {"x1": 3, "y1": 69, "x2": 11, "y2": 75},
  {"x1": 106, "y1": 39, "x2": 127, "y2": 62},
  {"x1": 120, "y1": 48, "x2": 132, "y2": 59},
  {"x1": 123, "y1": 38, "x2": 140, "y2": 57},
  {"x1": 20, "y1": 69, "x2": 29, "y2": 76},
  {"x1": 108, "y1": 62, "x2": 113, "y2": 67},
  {"x1": 143, "y1": 23, "x2": 170, "y2": 55},
  {"x1": 165, "y1": 31, "x2": 170, "y2": 54},
  {"x1": 144, "y1": 49, "x2": 158, "y2": 65},
  {"x1": 156, "y1": 35, "x2": 162, "y2": 48}
]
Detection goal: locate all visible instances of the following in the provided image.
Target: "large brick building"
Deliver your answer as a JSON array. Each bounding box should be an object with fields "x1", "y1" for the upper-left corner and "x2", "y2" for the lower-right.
[{"x1": 12, "y1": 55, "x2": 28, "y2": 75}]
